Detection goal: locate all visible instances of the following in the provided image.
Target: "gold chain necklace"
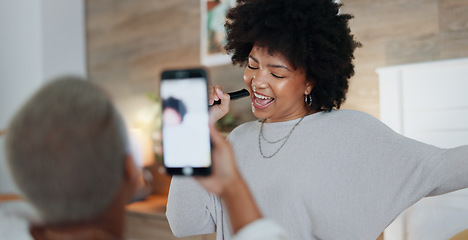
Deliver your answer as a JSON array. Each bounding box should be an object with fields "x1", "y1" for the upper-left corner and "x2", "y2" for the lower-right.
[{"x1": 258, "y1": 111, "x2": 310, "y2": 158}]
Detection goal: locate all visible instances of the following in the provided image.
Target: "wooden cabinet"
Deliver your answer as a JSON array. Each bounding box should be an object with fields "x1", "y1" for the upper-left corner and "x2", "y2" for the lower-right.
[{"x1": 125, "y1": 195, "x2": 215, "y2": 240}]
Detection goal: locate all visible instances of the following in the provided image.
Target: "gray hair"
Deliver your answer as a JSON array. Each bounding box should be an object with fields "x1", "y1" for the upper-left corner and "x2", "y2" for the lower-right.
[{"x1": 5, "y1": 76, "x2": 128, "y2": 224}]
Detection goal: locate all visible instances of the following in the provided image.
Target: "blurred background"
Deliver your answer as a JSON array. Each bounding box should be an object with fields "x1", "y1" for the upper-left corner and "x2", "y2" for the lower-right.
[{"x1": 1, "y1": 0, "x2": 468, "y2": 239}]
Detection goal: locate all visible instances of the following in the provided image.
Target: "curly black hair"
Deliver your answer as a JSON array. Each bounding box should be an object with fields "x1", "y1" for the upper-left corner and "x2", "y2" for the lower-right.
[{"x1": 224, "y1": 0, "x2": 361, "y2": 111}]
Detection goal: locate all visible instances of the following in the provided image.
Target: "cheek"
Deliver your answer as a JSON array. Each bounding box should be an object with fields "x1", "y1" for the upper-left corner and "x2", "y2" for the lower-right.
[
  {"x1": 274, "y1": 80, "x2": 305, "y2": 100},
  {"x1": 243, "y1": 68, "x2": 253, "y2": 85},
  {"x1": 273, "y1": 81, "x2": 293, "y2": 96}
]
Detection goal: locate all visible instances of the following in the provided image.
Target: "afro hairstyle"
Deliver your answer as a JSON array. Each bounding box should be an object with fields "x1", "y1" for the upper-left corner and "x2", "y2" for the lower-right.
[{"x1": 224, "y1": 0, "x2": 361, "y2": 111}]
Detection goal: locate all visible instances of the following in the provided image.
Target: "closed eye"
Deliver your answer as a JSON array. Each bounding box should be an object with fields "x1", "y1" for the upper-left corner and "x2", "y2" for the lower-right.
[
  {"x1": 271, "y1": 73, "x2": 285, "y2": 79},
  {"x1": 248, "y1": 65, "x2": 259, "y2": 70}
]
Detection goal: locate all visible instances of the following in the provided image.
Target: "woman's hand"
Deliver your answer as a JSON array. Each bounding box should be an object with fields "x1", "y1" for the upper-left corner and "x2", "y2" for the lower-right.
[
  {"x1": 208, "y1": 85, "x2": 230, "y2": 125},
  {"x1": 196, "y1": 124, "x2": 240, "y2": 196}
]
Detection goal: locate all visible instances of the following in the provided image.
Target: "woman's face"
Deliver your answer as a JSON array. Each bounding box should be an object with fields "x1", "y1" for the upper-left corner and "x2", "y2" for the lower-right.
[
  {"x1": 243, "y1": 45, "x2": 313, "y2": 123},
  {"x1": 163, "y1": 108, "x2": 182, "y2": 126}
]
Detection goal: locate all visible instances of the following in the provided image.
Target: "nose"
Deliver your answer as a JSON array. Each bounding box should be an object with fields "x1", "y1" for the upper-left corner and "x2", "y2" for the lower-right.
[{"x1": 251, "y1": 71, "x2": 269, "y2": 89}]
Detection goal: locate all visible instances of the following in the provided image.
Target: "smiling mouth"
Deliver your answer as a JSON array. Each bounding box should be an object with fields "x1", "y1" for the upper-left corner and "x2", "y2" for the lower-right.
[{"x1": 252, "y1": 92, "x2": 274, "y2": 109}]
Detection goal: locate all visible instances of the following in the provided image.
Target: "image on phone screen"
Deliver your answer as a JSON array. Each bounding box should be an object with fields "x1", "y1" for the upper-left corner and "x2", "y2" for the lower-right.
[{"x1": 161, "y1": 76, "x2": 211, "y2": 173}]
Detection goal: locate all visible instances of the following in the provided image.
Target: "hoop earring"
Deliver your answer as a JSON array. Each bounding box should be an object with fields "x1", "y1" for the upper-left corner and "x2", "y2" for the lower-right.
[{"x1": 305, "y1": 94, "x2": 312, "y2": 107}]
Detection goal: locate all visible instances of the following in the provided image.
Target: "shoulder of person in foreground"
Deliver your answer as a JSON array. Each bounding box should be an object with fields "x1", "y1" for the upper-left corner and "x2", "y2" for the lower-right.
[
  {"x1": 0, "y1": 211, "x2": 33, "y2": 240},
  {"x1": 232, "y1": 219, "x2": 288, "y2": 240}
]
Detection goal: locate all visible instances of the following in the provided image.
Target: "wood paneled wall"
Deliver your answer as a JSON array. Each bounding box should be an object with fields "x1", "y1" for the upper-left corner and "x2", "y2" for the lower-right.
[
  {"x1": 342, "y1": 0, "x2": 468, "y2": 118},
  {"x1": 86, "y1": 0, "x2": 468, "y2": 120},
  {"x1": 86, "y1": 0, "x2": 202, "y2": 125}
]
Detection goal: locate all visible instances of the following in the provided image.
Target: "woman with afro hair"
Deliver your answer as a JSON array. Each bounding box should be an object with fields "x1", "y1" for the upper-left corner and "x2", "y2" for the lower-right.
[{"x1": 167, "y1": 0, "x2": 468, "y2": 239}]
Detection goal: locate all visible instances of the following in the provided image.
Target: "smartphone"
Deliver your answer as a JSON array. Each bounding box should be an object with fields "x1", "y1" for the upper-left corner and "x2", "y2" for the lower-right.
[{"x1": 160, "y1": 68, "x2": 212, "y2": 175}]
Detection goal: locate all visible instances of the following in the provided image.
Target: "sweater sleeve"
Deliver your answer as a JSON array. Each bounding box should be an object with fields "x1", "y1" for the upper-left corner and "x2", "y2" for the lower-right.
[
  {"x1": 357, "y1": 111, "x2": 468, "y2": 199},
  {"x1": 427, "y1": 145, "x2": 468, "y2": 196},
  {"x1": 354, "y1": 111, "x2": 468, "y2": 199},
  {"x1": 166, "y1": 176, "x2": 224, "y2": 238}
]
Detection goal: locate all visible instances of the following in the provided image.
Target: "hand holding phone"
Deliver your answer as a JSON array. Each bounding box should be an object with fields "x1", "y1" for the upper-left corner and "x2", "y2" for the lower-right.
[
  {"x1": 160, "y1": 68, "x2": 212, "y2": 176},
  {"x1": 196, "y1": 124, "x2": 240, "y2": 195}
]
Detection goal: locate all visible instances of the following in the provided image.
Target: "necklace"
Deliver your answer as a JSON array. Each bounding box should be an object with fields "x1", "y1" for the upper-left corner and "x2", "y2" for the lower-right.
[{"x1": 258, "y1": 111, "x2": 310, "y2": 158}]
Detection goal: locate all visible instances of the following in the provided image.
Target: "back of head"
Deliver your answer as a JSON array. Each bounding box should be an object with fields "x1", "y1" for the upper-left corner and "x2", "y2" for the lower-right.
[{"x1": 5, "y1": 77, "x2": 128, "y2": 225}]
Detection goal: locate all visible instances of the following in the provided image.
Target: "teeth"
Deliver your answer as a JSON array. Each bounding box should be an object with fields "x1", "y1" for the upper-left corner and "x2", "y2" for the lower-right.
[{"x1": 254, "y1": 92, "x2": 272, "y2": 100}]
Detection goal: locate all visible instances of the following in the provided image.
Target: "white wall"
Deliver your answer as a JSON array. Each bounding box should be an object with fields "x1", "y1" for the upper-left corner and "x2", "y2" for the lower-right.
[
  {"x1": 0, "y1": 1, "x2": 43, "y2": 130},
  {"x1": 0, "y1": 0, "x2": 86, "y2": 194},
  {"x1": 42, "y1": 0, "x2": 87, "y2": 83}
]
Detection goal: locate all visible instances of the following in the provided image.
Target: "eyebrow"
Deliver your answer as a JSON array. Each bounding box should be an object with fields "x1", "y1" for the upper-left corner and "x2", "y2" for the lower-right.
[{"x1": 249, "y1": 55, "x2": 292, "y2": 72}]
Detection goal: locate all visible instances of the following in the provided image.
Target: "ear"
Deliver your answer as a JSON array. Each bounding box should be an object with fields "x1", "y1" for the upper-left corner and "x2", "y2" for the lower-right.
[
  {"x1": 304, "y1": 81, "x2": 314, "y2": 95},
  {"x1": 123, "y1": 154, "x2": 139, "y2": 199}
]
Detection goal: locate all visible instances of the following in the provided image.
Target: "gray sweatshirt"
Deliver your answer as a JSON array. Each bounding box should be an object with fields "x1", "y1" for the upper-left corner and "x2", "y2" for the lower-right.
[{"x1": 166, "y1": 110, "x2": 468, "y2": 240}]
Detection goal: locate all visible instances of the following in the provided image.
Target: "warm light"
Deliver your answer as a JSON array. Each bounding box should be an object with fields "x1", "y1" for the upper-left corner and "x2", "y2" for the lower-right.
[{"x1": 128, "y1": 128, "x2": 155, "y2": 168}]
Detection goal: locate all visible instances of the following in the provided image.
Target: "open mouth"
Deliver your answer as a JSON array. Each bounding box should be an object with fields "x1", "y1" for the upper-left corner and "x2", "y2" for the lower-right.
[{"x1": 252, "y1": 92, "x2": 274, "y2": 109}]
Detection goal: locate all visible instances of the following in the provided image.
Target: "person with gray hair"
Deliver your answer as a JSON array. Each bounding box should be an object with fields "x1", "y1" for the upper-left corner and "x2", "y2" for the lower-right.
[
  {"x1": 4, "y1": 77, "x2": 287, "y2": 240},
  {"x1": 4, "y1": 77, "x2": 139, "y2": 239}
]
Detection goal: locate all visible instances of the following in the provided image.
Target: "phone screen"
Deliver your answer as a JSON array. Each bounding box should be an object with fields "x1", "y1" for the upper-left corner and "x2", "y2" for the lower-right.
[{"x1": 160, "y1": 69, "x2": 211, "y2": 175}]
